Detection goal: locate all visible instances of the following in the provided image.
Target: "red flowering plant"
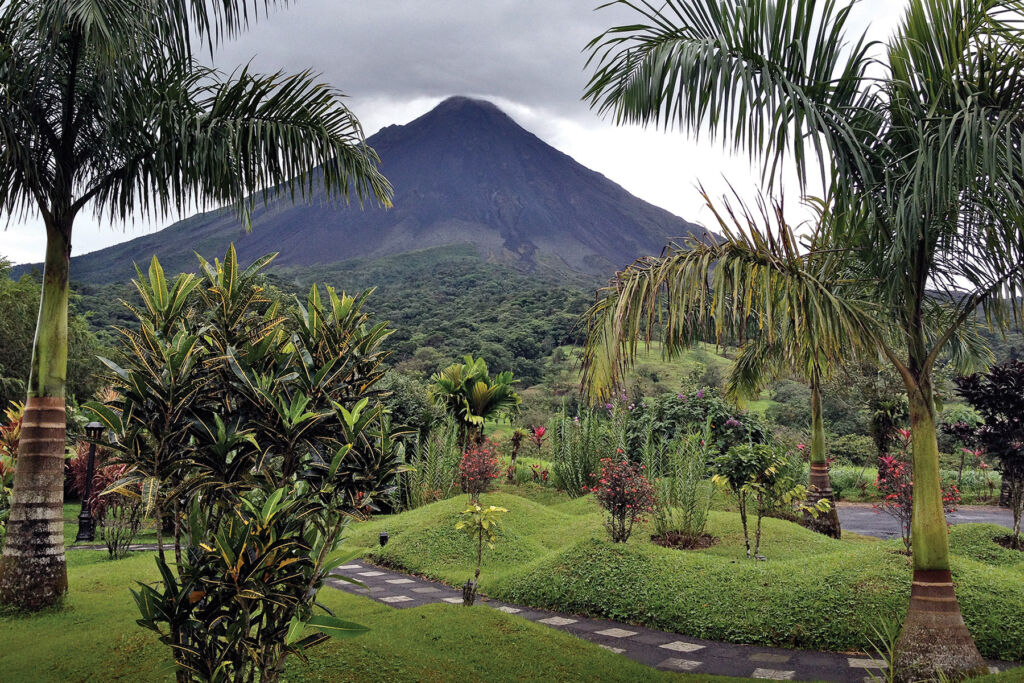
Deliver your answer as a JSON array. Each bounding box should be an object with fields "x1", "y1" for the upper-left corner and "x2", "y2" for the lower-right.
[
  {"x1": 589, "y1": 456, "x2": 656, "y2": 543},
  {"x1": 529, "y1": 426, "x2": 546, "y2": 451},
  {"x1": 530, "y1": 463, "x2": 549, "y2": 482},
  {"x1": 459, "y1": 438, "x2": 501, "y2": 501},
  {"x1": 873, "y1": 431, "x2": 960, "y2": 553}
]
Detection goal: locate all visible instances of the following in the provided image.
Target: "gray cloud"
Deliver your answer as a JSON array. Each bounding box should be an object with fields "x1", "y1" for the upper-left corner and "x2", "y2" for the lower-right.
[
  {"x1": 4, "y1": 0, "x2": 909, "y2": 263},
  {"x1": 211, "y1": 1, "x2": 634, "y2": 124}
]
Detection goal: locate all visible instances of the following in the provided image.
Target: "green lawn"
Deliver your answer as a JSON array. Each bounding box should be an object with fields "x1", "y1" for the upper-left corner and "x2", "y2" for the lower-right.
[
  {"x1": 3, "y1": 493, "x2": 1021, "y2": 680},
  {"x1": 62, "y1": 502, "x2": 160, "y2": 547},
  {"x1": 0, "y1": 551, "x2": 741, "y2": 682},
  {"x1": 346, "y1": 485, "x2": 1024, "y2": 663}
]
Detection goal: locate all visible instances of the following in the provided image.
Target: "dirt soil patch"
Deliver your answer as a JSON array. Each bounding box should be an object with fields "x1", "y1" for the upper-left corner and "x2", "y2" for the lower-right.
[{"x1": 650, "y1": 532, "x2": 718, "y2": 550}]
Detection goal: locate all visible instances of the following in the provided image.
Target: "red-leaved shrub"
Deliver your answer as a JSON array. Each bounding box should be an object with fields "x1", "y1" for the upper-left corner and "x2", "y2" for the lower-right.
[
  {"x1": 459, "y1": 439, "x2": 500, "y2": 500},
  {"x1": 590, "y1": 457, "x2": 655, "y2": 542},
  {"x1": 874, "y1": 432, "x2": 960, "y2": 553}
]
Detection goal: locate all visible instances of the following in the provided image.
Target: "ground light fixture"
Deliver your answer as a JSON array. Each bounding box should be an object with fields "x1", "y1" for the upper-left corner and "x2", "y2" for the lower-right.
[
  {"x1": 75, "y1": 422, "x2": 106, "y2": 543},
  {"x1": 379, "y1": 531, "x2": 390, "y2": 547}
]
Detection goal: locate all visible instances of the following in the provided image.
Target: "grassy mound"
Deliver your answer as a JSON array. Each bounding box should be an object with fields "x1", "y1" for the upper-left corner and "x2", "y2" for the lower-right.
[{"x1": 349, "y1": 489, "x2": 1024, "y2": 662}]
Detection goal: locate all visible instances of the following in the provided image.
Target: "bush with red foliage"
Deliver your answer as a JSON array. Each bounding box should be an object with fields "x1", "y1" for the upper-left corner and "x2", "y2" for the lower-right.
[
  {"x1": 589, "y1": 457, "x2": 656, "y2": 543},
  {"x1": 874, "y1": 433, "x2": 960, "y2": 553},
  {"x1": 69, "y1": 442, "x2": 143, "y2": 558},
  {"x1": 459, "y1": 439, "x2": 500, "y2": 500}
]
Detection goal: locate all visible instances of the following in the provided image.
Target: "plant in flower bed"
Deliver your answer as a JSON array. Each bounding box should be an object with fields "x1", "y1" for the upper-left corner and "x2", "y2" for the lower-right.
[
  {"x1": 459, "y1": 439, "x2": 500, "y2": 501},
  {"x1": 550, "y1": 405, "x2": 606, "y2": 497},
  {"x1": 507, "y1": 428, "x2": 528, "y2": 482},
  {"x1": 874, "y1": 431, "x2": 961, "y2": 554},
  {"x1": 86, "y1": 249, "x2": 401, "y2": 682},
  {"x1": 590, "y1": 456, "x2": 655, "y2": 542},
  {"x1": 454, "y1": 503, "x2": 508, "y2": 605},
  {"x1": 651, "y1": 425, "x2": 715, "y2": 549},
  {"x1": 400, "y1": 418, "x2": 462, "y2": 510},
  {"x1": 69, "y1": 443, "x2": 143, "y2": 559}
]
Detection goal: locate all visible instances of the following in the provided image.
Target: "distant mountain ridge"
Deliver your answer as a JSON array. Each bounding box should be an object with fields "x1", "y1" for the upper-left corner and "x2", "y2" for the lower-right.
[{"x1": 18, "y1": 96, "x2": 708, "y2": 283}]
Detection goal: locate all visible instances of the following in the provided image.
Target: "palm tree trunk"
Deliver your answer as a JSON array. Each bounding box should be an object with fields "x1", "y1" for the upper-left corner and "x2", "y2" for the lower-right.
[
  {"x1": 805, "y1": 374, "x2": 841, "y2": 538},
  {"x1": 0, "y1": 219, "x2": 71, "y2": 610},
  {"x1": 894, "y1": 377, "x2": 985, "y2": 681}
]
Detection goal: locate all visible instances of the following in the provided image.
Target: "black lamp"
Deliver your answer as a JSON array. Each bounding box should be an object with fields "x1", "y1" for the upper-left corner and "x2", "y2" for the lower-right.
[
  {"x1": 74, "y1": 422, "x2": 105, "y2": 543},
  {"x1": 379, "y1": 531, "x2": 389, "y2": 547}
]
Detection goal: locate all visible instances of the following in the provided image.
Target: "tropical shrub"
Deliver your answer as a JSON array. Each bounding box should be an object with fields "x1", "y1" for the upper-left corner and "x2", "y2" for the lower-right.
[
  {"x1": 377, "y1": 371, "x2": 440, "y2": 438},
  {"x1": 0, "y1": 402, "x2": 22, "y2": 548},
  {"x1": 827, "y1": 433, "x2": 876, "y2": 466},
  {"x1": 624, "y1": 390, "x2": 768, "y2": 457},
  {"x1": 400, "y1": 419, "x2": 462, "y2": 510},
  {"x1": 874, "y1": 434, "x2": 961, "y2": 553},
  {"x1": 714, "y1": 443, "x2": 821, "y2": 559},
  {"x1": 429, "y1": 355, "x2": 520, "y2": 444},
  {"x1": 529, "y1": 425, "x2": 546, "y2": 451},
  {"x1": 590, "y1": 457, "x2": 655, "y2": 543},
  {"x1": 454, "y1": 503, "x2": 509, "y2": 605},
  {"x1": 651, "y1": 427, "x2": 714, "y2": 545},
  {"x1": 549, "y1": 406, "x2": 606, "y2": 497},
  {"x1": 459, "y1": 439, "x2": 500, "y2": 501},
  {"x1": 955, "y1": 360, "x2": 1024, "y2": 549},
  {"x1": 507, "y1": 428, "x2": 528, "y2": 482},
  {"x1": 87, "y1": 248, "x2": 401, "y2": 682}
]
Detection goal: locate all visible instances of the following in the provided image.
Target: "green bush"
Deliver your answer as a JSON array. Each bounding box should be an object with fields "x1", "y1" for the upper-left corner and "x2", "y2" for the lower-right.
[
  {"x1": 625, "y1": 390, "x2": 769, "y2": 456},
  {"x1": 827, "y1": 433, "x2": 876, "y2": 466},
  {"x1": 91, "y1": 250, "x2": 402, "y2": 682}
]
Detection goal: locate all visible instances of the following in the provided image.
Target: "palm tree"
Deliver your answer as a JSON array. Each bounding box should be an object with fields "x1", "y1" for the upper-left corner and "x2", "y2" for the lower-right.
[
  {"x1": 429, "y1": 355, "x2": 521, "y2": 445},
  {"x1": 585, "y1": 2, "x2": 1024, "y2": 676},
  {"x1": 0, "y1": 0, "x2": 391, "y2": 611},
  {"x1": 730, "y1": 338, "x2": 844, "y2": 538}
]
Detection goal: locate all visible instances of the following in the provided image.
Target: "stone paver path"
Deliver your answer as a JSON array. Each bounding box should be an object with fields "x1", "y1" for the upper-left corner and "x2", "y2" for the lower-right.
[{"x1": 323, "y1": 561, "x2": 1010, "y2": 682}]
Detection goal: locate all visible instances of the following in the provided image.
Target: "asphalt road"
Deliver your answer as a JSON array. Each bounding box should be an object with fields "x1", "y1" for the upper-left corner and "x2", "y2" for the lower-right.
[{"x1": 837, "y1": 503, "x2": 1014, "y2": 539}]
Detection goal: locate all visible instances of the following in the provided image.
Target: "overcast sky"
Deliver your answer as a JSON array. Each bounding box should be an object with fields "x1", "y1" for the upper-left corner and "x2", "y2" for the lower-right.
[{"x1": 3, "y1": 0, "x2": 906, "y2": 265}]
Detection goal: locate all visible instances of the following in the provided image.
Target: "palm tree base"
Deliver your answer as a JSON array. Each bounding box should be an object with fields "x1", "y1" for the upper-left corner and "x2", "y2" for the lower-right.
[
  {"x1": 0, "y1": 397, "x2": 69, "y2": 611},
  {"x1": 804, "y1": 464, "x2": 841, "y2": 539},
  {"x1": 894, "y1": 569, "x2": 986, "y2": 682}
]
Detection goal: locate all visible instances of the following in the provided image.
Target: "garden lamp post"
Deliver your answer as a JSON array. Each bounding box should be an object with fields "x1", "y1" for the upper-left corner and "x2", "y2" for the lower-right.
[
  {"x1": 379, "y1": 531, "x2": 389, "y2": 547},
  {"x1": 74, "y1": 422, "x2": 105, "y2": 543}
]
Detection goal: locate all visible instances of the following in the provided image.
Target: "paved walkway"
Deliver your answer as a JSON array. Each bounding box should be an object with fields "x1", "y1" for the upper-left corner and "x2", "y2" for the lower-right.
[
  {"x1": 322, "y1": 561, "x2": 1006, "y2": 682},
  {"x1": 837, "y1": 503, "x2": 1013, "y2": 540}
]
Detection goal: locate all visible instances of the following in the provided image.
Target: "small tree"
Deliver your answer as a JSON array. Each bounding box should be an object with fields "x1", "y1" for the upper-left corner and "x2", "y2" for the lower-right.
[
  {"x1": 455, "y1": 504, "x2": 508, "y2": 606},
  {"x1": 507, "y1": 428, "x2": 528, "y2": 483},
  {"x1": 88, "y1": 249, "x2": 400, "y2": 682},
  {"x1": 429, "y1": 356, "x2": 520, "y2": 445},
  {"x1": 590, "y1": 457, "x2": 655, "y2": 543},
  {"x1": 714, "y1": 444, "x2": 826, "y2": 559},
  {"x1": 956, "y1": 360, "x2": 1024, "y2": 549}
]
